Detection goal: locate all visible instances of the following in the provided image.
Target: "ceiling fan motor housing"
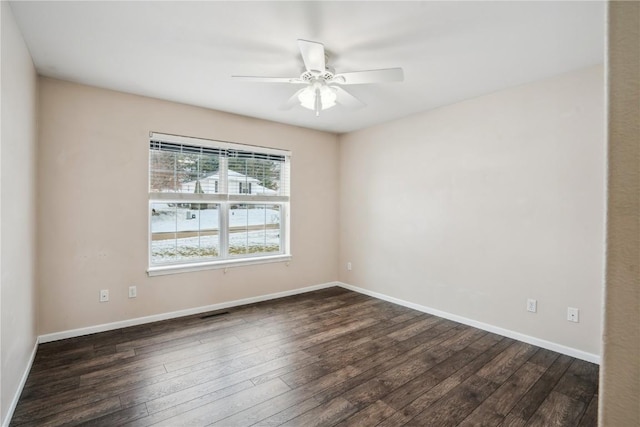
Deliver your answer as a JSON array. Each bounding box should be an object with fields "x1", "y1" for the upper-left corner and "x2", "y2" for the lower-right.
[{"x1": 300, "y1": 69, "x2": 335, "y2": 83}]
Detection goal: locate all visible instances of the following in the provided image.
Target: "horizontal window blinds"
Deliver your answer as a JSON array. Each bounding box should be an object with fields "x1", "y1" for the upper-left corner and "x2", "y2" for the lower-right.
[
  {"x1": 149, "y1": 135, "x2": 290, "y2": 199},
  {"x1": 149, "y1": 140, "x2": 224, "y2": 156},
  {"x1": 150, "y1": 140, "x2": 286, "y2": 162}
]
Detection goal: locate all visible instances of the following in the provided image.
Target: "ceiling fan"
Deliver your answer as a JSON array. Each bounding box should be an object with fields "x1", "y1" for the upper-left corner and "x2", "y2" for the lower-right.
[{"x1": 232, "y1": 39, "x2": 404, "y2": 117}]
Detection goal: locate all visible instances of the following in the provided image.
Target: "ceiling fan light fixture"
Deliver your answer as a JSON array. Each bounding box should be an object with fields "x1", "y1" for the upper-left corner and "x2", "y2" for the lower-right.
[
  {"x1": 233, "y1": 39, "x2": 403, "y2": 116},
  {"x1": 298, "y1": 84, "x2": 337, "y2": 111}
]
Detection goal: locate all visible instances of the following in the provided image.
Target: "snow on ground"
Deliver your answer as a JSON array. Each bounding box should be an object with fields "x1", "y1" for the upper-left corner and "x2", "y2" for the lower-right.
[
  {"x1": 151, "y1": 204, "x2": 280, "y2": 232},
  {"x1": 150, "y1": 204, "x2": 281, "y2": 264},
  {"x1": 151, "y1": 230, "x2": 281, "y2": 264}
]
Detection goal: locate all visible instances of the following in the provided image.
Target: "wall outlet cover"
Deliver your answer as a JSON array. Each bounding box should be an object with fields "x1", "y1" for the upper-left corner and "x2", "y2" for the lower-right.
[{"x1": 567, "y1": 307, "x2": 579, "y2": 322}]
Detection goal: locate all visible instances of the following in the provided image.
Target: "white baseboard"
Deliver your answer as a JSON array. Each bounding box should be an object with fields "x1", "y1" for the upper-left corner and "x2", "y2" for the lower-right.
[
  {"x1": 36, "y1": 279, "x2": 600, "y2": 361},
  {"x1": 38, "y1": 282, "x2": 338, "y2": 344},
  {"x1": 337, "y1": 282, "x2": 600, "y2": 364},
  {"x1": 2, "y1": 340, "x2": 38, "y2": 427}
]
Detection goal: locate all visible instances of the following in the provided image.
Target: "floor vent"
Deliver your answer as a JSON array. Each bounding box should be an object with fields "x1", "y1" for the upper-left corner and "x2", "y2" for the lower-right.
[{"x1": 200, "y1": 311, "x2": 230, "y2": 319}]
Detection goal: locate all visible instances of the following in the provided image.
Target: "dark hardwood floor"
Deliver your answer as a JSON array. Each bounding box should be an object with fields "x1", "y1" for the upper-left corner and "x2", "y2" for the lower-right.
[{"x1": 11, "y1": 287, "x2": 599, "y2": 426}]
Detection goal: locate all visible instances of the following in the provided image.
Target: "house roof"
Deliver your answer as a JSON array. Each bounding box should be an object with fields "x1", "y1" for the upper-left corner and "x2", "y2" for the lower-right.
[
  {"x1": 180, "y1": 170, "x2": 276, "y2": 195},
  {"x1": 187, "y1": 170, "x2": 261, "y2": 183}
]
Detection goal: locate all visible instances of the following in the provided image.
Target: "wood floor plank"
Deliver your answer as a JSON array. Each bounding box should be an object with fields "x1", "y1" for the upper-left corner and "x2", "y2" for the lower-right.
[
  {"x1": 315, "y1": 335, "x2": 398, "y2": 367},
  {"x1": 31, "y1": 345, "x2": 103, "y2": 369},
  {"x1": 382, "y1": 334, "x2": 511, "y2": 413},
  {"x1": 25, "y1": 349, "x2": 136, "y2": 385},
  {"x1": 405, "y1": 374, "x2": 500, "y2": 427},
  {"x1": 18, "y1": 376, "x2": 81, "y2": 401},
  {"x1": 500, "y1": 414, "x2": 528, "y2": 427},
  {"x1": 122, "y1": 381, "x2": 254, "y2": 427},
  {"x1": 525, "y1": 391, "x2": 587, "y2": 427},
  {"x1": 458, "y1": 362, "x2": 547, "y2": 427},
  {"x1": 479, "y1": 361, "x2": 546, "y2": 416},
  {"x1": 76, "y1": 403, "x2": 149, "y2": 427},
  {"x1": 13, "y1": 375, "x2": 146, "y2": 425},
  {"x1": 144, "y1": 350, "x2": 314, "y2": 414},
  {"x1": 279, "y1": 397, "x2": 357, "y2": 427},
  {"x1": 301, "y1": 319, "x2": 410, "y2": 357},
  {"x1": 311, "y1": 324, "x2": 469, "y2": 405},
  {"x1": 115, "y1": 347, "x2": 262, "y2": 408},
  {"x1": 13, "y1": 396, "x2": 122, "y2": 427},
  {"x1": 476, "y1": 341, "x2": 538, "y2": 384},
  {"x1": 161, "y1": 341, "x2": 262, "y2": 373},
  {"x1": 79, "y1": 363, "x2": 168, "y2": 388},
  {"x1": 278, "y1": 335, "x2": 398, "y2": 390},
  {"x1": 334, "y1": 399, "x2": 397, "y2": 427},
  {"x1": 17, "y1": 350, "x2": 240, "y2": 421},
  {"x1": 10, "y1": 288, "x2": 598, "y2": 427},
  {"x1": 152, "y1": 378, "x2": 291, "y2": 426},
  {"x1": 341, "y1": 340, "x2": 463, "y2": 409},
  {"x1": 375, "y1": 410, "x2": 413, "y2": 427},
  {"x1": 528, "y1": 348, "x2": 560, "y2": 369},
  {"x1": 504, "y1": 354, "x2": 574, "y2": 423},
  {"x1": 552, "y1": 359, "x2": 599, "y2": 404},
  {"x1": 115, "y1": 317, "x2": 248, "y2": 352},
  {"x1": 150, "y1": 335, "x2": 254, "y2": 366},
  {"x1": 387, "y1": 315, "x2": 442, "y2": 341},
  {"x1": 210, "y1": 387, "x2": 318, "y2": 426},
  {"x1": 249, "y1": 352, "x2": 323, "y2": 386},
  {"x1": 251, "y1": 397, "x2": 322, "y2": 427},
  {"x1": 577, "y1": 393, "x2": 598, "y2": 427},
  {"x1": 120, "y1": 348, "x2": 310, "y2": 409}
]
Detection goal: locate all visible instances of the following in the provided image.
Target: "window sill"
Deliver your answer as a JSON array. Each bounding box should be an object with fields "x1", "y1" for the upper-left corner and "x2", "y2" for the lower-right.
[{"x1": 147, "y1": 254, "x2": 292, "y2": 277}]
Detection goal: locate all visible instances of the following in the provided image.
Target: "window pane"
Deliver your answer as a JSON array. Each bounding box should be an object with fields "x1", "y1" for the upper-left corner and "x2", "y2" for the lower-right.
[
  {"x1": 151, "y1": 150, "x2": 221, "y2": 194},
  {"x1": 228, "y1": 157, "x2": 283, "y2": 196},
  {"x1": 229, "y1": 204, "x2": 281, "y2": 256},
  {"x1": 176, "y1": 152, "x2": 220, "y2": 194},
  {"x1": 198, "y1": 153, "x2": 220, "y2": 193},
  {"x1": 150, "y1": 202, "x2": 220, "y2": 264},
  {"x1": 150, "y1": 150, "x2": 177, "y2": 192}
]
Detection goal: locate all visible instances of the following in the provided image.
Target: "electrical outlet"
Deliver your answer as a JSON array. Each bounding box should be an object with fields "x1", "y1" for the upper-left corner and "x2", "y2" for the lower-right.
[
  {"x1": 347, "y1": 262, "x2": 352, "y2": 271},
  {"x1": 129, "y1": 286, "x2": 137, "y2": 298},
  {"x1": 567, "y1": 307, "x2": 579, "y2": 322},
  {"x1": 527, "y1": 298, "x2": 537, "y2": 313},
  {"x1": 99, "y1": 289, "x2": 109, "y2": 302}
]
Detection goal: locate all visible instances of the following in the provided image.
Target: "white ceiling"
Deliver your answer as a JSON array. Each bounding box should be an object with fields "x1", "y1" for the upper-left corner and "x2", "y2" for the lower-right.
[{"x1": 9, "y1": 1, "x2": 605, "y2": 134}]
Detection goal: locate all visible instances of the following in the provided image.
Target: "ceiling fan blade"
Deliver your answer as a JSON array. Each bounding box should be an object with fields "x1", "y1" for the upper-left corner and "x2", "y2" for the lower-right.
[
  {"x1": 334, "y1": 87, "x2": 365, "y2": 109},
  {"x1": 280, "y1": 88, "x2": 306, "y2": 110},
  {"x1": 333, "y1": 68, "x2": 404, "y2": 85},
  {"x1": 297, "y1": 39, "x2": 326, "y2": 73},
  {"x1": 232, "y1": 76, "x2": 303, "y2": 84}
]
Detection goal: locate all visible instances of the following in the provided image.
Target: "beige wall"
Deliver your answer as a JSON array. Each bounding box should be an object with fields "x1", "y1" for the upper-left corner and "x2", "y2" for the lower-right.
[
  {"x1": 599, "y1": 1, "x2": 640, "y2": 425},
  {"x1": 0, "y1": 1, "x2": 39, "y2": 423},
  {"x1": 339, "y1": 65, "x2": 605, "y2": 357},
  {"x1": 37, "y1": 78, "x2": 338, "y2": 335}
]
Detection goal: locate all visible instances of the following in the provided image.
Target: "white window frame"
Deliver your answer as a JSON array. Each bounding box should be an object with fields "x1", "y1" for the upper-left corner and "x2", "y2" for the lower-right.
[{"x1": 147, "y1": 132, "x2": 291, "y2": 276}]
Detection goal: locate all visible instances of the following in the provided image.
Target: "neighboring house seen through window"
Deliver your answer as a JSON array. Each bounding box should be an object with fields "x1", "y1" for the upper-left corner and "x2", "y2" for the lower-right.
[{"x1": 148, "y1": 132, "x2": 291, "y2": 274}]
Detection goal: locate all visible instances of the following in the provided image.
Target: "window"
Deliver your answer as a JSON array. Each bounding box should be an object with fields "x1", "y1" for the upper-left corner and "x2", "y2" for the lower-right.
[
  {"x1": 148, "y1": 132, "x2": 290, "y2": 275},
  {"x1": 238, "y1": 182, "x2": 252, "y2": 194}
]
